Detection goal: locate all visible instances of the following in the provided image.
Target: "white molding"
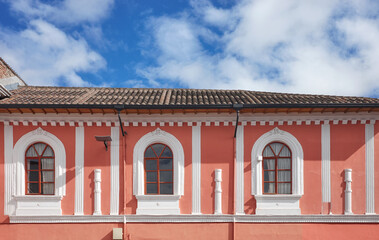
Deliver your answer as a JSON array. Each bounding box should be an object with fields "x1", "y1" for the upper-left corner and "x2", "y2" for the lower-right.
[
  {"x1": 93, "y1": 169, "x2": 102, "y2": 215},
  {"x1": 13, "y1": 195, "x2": 63, "y2": 216},
  {"x1": 110, "y1": 127, "x2": 120, "y2": 215},
  {"x1": 251, "y1": 127, "x2": 304, "y2": 195},
  {"x1": 133, "y1": 128, "x2": 184, "y2": 214},
  {"x1": 13, "y1": 127, "x2": 66, "y2": 196},
  {"x1": 251, "y1": 127, "x2": 304, "y2": 215},
  {"x1": 4, "y1": 125, "x2": 15, "y2": 215},
  {"x1": 135, "y1": 195, "x2": 180, "y2": 215},
  {"x1": 255, "y1": 195, "x2": 301, "y2": 215},
  {"x1": 214, "y1": 169, "x2": 222, "y2": 215},
  {"x1": 1, "y1": 112, "x2": 379, "y2": 127},
  {"x1": 133, "y1": 128, "x2": 184, "y2": 196},
  {"x1": 10, "y1": 214, "x2": 379, "y2": 223},
  {"x1": 11, "y1": 127, "x2": 66, "y2": 216},
  {"x1": 321, "y1": 124, "x2": 331, "y2": 203},
  {"x1": 74, "y1": 127, "x2": 84, "y2": 215},
  {"x1": 365, "y1": 124, "x2": 375, "y2": 214},
  {"x1": 235, "y1": 125, "x2": 244, "y2": 215},
  {"x1": 192, "y1": 125, "x2": 201, "y2": 214},
  {"x1": 344, "y1": 169, "x2": 353, "y2": 215}
]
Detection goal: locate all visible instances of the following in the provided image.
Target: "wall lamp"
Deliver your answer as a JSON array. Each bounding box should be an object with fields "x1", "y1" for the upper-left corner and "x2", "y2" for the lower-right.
[{"x1": 95, "y1": 136, "x2": 112, "y2": 151}]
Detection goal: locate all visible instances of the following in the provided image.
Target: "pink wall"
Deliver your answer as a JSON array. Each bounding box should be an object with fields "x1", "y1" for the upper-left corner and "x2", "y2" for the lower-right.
[
  {"x1": 1, "y1": 222, "x2": 379, "y2": 240},
  {"x1": 0, "y1": 120, "x2": 375, "y2": 218},
  {"x1": 330, "y1": 124, "x2": 366, "y2": 214}
]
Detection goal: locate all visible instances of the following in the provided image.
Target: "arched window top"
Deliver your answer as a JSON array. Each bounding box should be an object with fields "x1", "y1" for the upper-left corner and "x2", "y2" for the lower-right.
[{"x1": 26, "y1": 142, "x2": 55, "y2": 158}]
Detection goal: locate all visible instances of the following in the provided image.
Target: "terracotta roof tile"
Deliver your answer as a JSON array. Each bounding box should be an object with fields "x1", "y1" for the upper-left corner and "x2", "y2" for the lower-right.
[{"x1": 1, "y1": 86, "x2": 378, "y2": 108}]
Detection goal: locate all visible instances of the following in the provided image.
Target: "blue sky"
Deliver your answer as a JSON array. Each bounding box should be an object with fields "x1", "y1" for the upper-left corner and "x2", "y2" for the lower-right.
[{"x1": 1, "y1": 0, "x2": 379, "y2": 97}]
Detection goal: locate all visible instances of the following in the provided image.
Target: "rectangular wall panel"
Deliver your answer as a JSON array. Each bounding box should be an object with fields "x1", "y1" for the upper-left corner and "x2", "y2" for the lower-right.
[
  {"x1": 235, "y1": 125, "x2": 245, "y2": 215},
  {"x1": 74, "y1": 127, "x2": 84, "y2": 215},
  {"x1": 4, "y1": 125, "x2": 14, "y2": 215},
  {"x1": 365, "y1": 123, "x2": 375, "y2": 214},
  {"x1": 321, "y1": 124, "x2": 331, "y2": 203},
  {"x1": 110, "y1": 127, "x2": 120, "y2": 215},
  {"x1": 192, "y1": 125, "x2": 201, "y2": 214}
]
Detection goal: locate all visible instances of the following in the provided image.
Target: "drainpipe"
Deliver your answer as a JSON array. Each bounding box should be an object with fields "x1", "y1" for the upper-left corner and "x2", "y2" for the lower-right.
[{"x1": 114, "y1": 105, "x2": 128, "y2": 240}]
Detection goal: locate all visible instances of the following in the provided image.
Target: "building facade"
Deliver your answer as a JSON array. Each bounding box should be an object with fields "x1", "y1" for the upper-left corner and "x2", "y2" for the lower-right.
[{"x1": 0, "y1": 86, "x2": 378, "y2": 239}]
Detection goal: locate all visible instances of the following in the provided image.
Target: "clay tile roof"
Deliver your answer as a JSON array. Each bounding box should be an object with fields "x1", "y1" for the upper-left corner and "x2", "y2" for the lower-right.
[{"x1": 0, "y1": 86, "x2": 378, "y2": 109}]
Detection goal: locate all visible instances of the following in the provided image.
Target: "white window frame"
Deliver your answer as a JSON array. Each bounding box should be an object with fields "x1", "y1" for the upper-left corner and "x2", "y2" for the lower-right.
[
  {"x1": 251, "y1": 127, "x2": 303, "y2": 215},
  {"x1": 12, "y1": 127, "x2": 66, "y2": 216},
  {"x1": 133, "y1": 128, "x2": 184, "y2": 214}
]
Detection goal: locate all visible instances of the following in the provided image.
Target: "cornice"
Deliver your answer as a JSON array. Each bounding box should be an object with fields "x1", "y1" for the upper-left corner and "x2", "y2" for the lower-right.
[
  {"x1": 0, "y1": 112, "x2": 377, "y2": 127},
  {"x1": 9, "y1": 214, "x2": 379, "y2": 223}
]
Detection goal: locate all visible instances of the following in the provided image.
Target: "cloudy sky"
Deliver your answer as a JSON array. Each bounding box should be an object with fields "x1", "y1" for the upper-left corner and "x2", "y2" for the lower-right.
[{"x1": 1, "y1": 0, "x2": 379, "y2": 97}]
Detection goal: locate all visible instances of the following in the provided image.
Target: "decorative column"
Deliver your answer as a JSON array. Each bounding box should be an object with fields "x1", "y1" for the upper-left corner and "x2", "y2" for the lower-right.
[
  {"x1": 214, "y1": 169, "x2": 222, "y2": 215},
  {"x1": 93, "y1": 169, "x2": 102, "y2": 215},
  {"x1": 344, "y1": 169, "x2": 353, "y2": 215}
]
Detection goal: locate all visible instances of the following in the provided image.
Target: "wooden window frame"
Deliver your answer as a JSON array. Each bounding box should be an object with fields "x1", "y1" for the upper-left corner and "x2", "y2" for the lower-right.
[
  {"x1": 25, "y1": 142, "x2": 55, "y2": 195},
  {"x1": 262, "y1": 142, "x2": 292, "y2": 194},
  {"x1": 144, "y1": 143, "x2": 174, "y2": 195}
]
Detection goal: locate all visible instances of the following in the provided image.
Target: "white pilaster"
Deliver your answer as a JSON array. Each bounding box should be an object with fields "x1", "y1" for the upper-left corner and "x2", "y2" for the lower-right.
[
  {"x1": 192, "y1": 125, "x2": 201, "y2": 214},
  {"x1": 235, "y1": 125, "x2": 245, "y2": 215},
  {"x1": 321, "y1": 124, "x2": 331, "y2": 203},
  {"x1": 110, "y1": 127, "x2": 120, "y2": 215},
  {"x1": 365, "y1": 123, "x2": 375, "y2": 214},
  {"x1": 214, "y1": 169, "x2": 222, "y2": 215},
  {"x1": 93, "y1": 169, "x2": 102, "y2": 215},
  {"x1": 75, "y1": 127, "x2": 84, "y2": 215},
  {"x1": 344, "y1": 169, "x2": 353, "y2": 215},
  {"x1": 4, "y1": 125, "x2": 14, "y2": 215}
]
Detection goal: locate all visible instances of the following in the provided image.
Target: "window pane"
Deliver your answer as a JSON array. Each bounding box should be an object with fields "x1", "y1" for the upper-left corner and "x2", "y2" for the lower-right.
[
  {"x1": 263, "y1": 159, "x2": 275, "y2": 170},
  {"x1": 160, "y1": 183, "x2": 173, "y2": 194},
  {"x1": 159, "y1": 158, "x2": 173, "y2": 170},
  {"x1": 26, "y1": 146, "x2": 38, "y2": 157},
  {"x1": 41, "y1": 171, "x2": 54, "y2": 182},
  {"x1": 146, "y1": 183, "x2": 158, "y2": 194},
  {"x1": 145, "y1": 147, "x2": 156, "y2": 158},
  {"x1": 270, "y1": 143, "x2": 283, "y2": 155},
  {"x1": 278, "y1": 171, "x2": 291, "y2": 181},
  {"x1": 28, "y1": 183, "x2": 39, "y2": 194},
  {"x1": 264, "y1": 183, "x2": 275, "y2": 193},
  {"x1": 263, "y1": 146, "x2": 274, "y2": 157},
  {"x1": 41, "y1": 183, "x2": 54, "y2": 194},
  {"x1": 160, "y1": 171, "x2": 173, "y2": 182},
  {"x1": 145, "y1": 160, "x2": 157, "y2": 170},
  {"x1": 146, "y1": 172, "x2": 157, "y2": 182},
  {"x1": 34, "y1": 143, "x2": 46, "y2": 156},
  {"x1": 27, "y1": 159, "x2": 39, "y2": 170},
  {"x1": 278, "y1": 183, "x2": 291, "y2": 194},
  {"x1": 264, "y1": 171, "x2": 275, "y2": 181},
  {"x1": 161, "y1": 147, "x2": 173, "y2": 158},
  {"x1": 28, "y1": 171, "x2": 39, "y2": 181},
  {"x1": 41, "y1": 158, "x2": 54, "y2": 169},
  {"x1": 279, "y1": 146, "x2": 291, "y2": 157},
  {"x1": 43, "y1": 146, "x2": 54, "y2": 157},
  {"x1": 278, "y1": 158, "x2": 291, "y2": 169},
  {"x1": 152, "y1": 144, "x2": 165, "y2": 157}
]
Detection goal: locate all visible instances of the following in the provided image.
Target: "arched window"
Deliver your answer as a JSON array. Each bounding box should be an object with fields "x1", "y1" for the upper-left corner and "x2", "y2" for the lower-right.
[
  {"x1": 262, "y1": 142, "x2": 292, "y2": 194},
  {"x1": 25, "y1": 142, "x2": 55, "y2": 195},
  {"x1": 144, "y1": 143, "x2": 173, "y2": 195}
]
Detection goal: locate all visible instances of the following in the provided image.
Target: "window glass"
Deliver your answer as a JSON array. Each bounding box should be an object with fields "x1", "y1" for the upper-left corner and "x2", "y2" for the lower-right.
[
  {"x1": 144, "y1": 143, "x2": 174, "y2": 195},
  {"x1": 25, "y1": 142, "x2": 55, "y2": 195},
  {"x1": 262, "y1": 142, "x2": 292, "y2": 194}
]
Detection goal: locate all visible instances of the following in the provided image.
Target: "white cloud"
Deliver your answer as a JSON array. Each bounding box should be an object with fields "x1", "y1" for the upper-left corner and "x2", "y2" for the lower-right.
[
  {"x1": 0, "y1": 20, "x2": 106, "y2": 86},
  {"x1": 8, "y1": 0, "x2": 114, "y2": 24},
  {"x1": 140, "y1": 0, "x2": 379, "y2": 97}
]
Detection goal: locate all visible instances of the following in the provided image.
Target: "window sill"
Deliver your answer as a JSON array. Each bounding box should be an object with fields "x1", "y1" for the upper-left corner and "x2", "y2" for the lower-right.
[
  {"x1": 135, "y1": 195, "x2": 181, "y2": 215},
  {"x1": 13, "y1": 195, "x2": 63, "y2": 216},
  {"x1": 254, "y1": 194, "x2": 301, "y2": 215}
]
